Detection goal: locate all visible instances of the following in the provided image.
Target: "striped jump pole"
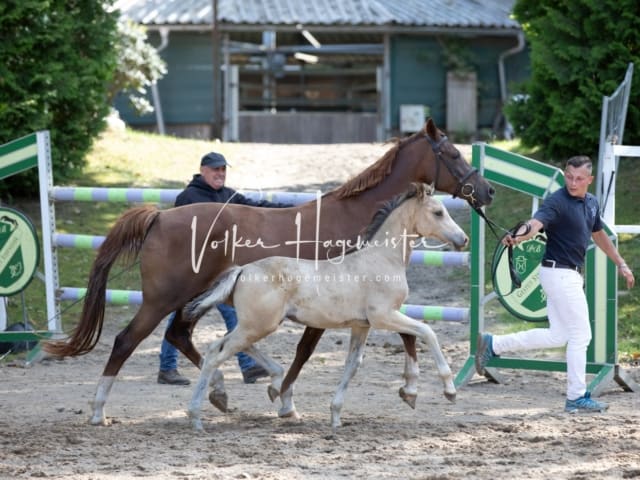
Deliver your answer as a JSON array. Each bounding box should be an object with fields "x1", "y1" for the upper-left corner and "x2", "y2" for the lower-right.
[
  {"x1": 50, "y1": 186, "x2": 469, "y2": 210},
  {"x1": 58, "y1": 287, "x2": 469, "y2": 322}
]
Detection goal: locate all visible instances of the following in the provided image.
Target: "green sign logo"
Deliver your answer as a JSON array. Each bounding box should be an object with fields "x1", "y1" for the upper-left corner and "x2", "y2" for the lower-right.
[
  {"x1": 0, "y1": 207, "x2": 39, "y2": 296},
  {"x1": 492, "y1": 234, "x2": 547, "y2": 322}
]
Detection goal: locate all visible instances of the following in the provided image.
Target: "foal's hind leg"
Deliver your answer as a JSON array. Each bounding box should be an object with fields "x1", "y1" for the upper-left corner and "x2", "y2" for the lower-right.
[
  {"x1": 330, "y1": 326, "x2": 369, "y2": 432},
  {"x1": 241, "y1": 345, "x2": 285, "y2": 403},
  {"x1": 91, "y1": 304, "x2": 166, "y2": 425},
  {"x1": 278, "y1": 327, "x2": 325, "y2": 419},
  {"x1": 165, "y1": 309, "x2": 230, "y2": 411}
]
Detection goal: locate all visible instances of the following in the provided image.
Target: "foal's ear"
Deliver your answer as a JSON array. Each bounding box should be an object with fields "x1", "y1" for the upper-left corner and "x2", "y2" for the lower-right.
[
  {"x1": 425, "y1": 182, "x2": 435, "y2": 196},
  {"x1": 410, "y1": 181, "x2": 423, "y2": 198}
]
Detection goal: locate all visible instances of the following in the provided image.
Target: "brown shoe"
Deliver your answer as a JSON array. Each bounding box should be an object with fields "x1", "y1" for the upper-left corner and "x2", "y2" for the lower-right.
[
  {"x1": 242, "y1": 365, "x2": 269, "y2": 384},
  {"x1": 157, "y1": 369, "x2": 190, "y2": 385}
]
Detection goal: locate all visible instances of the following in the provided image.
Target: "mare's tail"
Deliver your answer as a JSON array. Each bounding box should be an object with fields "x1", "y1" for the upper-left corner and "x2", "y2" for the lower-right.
[
  {"x1": 44, "y1": 206, "x2": 161, "y2": 357},
  {"x1": 183, "y1": 266, "x2": 243, "y2": 322}
]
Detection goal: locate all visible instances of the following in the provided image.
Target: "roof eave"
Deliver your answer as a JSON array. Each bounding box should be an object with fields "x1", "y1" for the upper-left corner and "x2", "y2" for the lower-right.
[{"x1": 144, "y1": 23, "x2": 521, "y2": 37}]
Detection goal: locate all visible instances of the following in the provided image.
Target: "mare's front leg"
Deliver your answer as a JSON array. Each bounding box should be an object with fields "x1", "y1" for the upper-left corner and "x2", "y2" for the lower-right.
[
  {"x1": 91, "y1": 304, "x2": 164, "y2": 425},
  {"x1": 398, "y1": 333, "x2": 419, "y2": 408},
  {"x1": 330, "y1": 326, "x2": 369, "y2": 432},
  {"x1": 278, "y1": 327, "x2": 325, "y2": 419}
]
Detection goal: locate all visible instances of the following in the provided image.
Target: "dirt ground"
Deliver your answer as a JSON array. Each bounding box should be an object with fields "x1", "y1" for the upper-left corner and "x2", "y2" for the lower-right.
[{"x1": 1, "y1": 141, "x2": 639, "y2": 479}]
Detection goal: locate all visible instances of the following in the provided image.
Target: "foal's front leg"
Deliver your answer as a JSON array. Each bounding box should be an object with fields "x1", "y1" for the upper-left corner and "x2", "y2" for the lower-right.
[
  {"x1": 369, "y1": 310, "x2": 456, "y2": 402},
  {"x1": 398, "y1": 333, "x2": 419, "y2": 409}
]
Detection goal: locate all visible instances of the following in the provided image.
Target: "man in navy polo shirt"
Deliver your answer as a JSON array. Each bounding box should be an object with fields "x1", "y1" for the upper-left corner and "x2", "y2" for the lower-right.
[
  {"x1": 476, "y1": 155, "x2": 635, "y2": 413},
  {"x1": 157, "y1": 151, "x2": 291, "y2": 386}
]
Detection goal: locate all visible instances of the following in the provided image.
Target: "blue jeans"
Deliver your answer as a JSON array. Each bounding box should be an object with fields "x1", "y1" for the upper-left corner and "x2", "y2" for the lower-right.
[{"x1": 159, "y1": 304, "x2": 257, "y2": 372}]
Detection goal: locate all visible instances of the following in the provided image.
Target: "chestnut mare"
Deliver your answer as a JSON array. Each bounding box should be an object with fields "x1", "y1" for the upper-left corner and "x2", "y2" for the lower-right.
[
  {"x1": 185, "y1": 183, "x2": 468, "y2": 432},
  {"x1": 44, "y1": 119, "x2": 494, "y2": 425}
]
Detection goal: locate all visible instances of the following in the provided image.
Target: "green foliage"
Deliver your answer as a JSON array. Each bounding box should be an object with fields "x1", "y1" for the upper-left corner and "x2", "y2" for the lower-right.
[
  {"x1": 0, "y1": 0, "x2": 118, "y2": 197},
  {"x1": 106, "y1": 18, "x2": 167, "y2": 116},
  {"x1": 505, "y1": 0, "x2": 640, "y2": 161}
]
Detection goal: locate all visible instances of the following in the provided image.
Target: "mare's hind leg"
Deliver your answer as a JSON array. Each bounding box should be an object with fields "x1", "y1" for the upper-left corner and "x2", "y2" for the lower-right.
[
  {"x1": 91, "y1": 304, "x2": 167, "y2": 426},
  {"x1": 330, "y1": 326, "x2": 369, "y2": 432},
  {"x1": 164, "y1": 309, "x2": 204, "y2": 367},
  {"x1": 278, "y1": 327, "x2": 325, "y2": 419},
  {"x1": 398, "y1": 333, "x2": 419, "y2": 409}
]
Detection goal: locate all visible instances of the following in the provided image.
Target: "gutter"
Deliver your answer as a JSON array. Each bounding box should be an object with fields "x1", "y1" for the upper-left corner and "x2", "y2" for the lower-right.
[
  {"x1": 151, "y1": 27, "x2": 170, "y2": 135},
  {"x1": 497, "y1": 31, "x2": 525, "y2": 139}
]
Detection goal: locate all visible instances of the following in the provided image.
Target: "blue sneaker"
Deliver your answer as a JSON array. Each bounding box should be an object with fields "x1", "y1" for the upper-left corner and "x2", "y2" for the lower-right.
[
  {"x1": 475, "y1": 333, "x2": 496, "y2": 376},
  {"x1": 565, "y1": 392, "x2": 608, "y2": 413}
]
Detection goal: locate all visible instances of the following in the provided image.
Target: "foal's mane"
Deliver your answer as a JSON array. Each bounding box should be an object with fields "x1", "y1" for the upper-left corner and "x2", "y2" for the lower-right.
[
  {"x1": 333, "y1": 127, "x2": 427, "y2": 199},
  {"x1": 361, "y1": 184, "x2": 422, "y2": 243}
]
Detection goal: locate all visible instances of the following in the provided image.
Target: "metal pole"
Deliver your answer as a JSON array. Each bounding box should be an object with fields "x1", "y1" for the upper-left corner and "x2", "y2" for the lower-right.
[{"x1": 211, "y1": 0, "x2": 223, "y2": 139}]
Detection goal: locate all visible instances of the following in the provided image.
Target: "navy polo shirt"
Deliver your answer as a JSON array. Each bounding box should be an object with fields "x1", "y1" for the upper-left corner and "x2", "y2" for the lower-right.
[{"x1": 534, "y1": 187, "x2": 602, "y2": 268}]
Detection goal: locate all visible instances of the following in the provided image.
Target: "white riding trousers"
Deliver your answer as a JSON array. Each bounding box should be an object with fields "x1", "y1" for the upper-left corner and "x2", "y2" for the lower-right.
[{"x1": 492, "y1": 266, "x2": 591, "y2": 400}]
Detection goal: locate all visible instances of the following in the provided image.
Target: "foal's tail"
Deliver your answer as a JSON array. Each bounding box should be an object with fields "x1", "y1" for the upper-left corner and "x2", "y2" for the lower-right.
[
  {"x1": 44, "y1": 205, "x2": 161, "y2": 357},
  {"x1": 184, "y1": 266, "x2": 243, "y2": 322}
]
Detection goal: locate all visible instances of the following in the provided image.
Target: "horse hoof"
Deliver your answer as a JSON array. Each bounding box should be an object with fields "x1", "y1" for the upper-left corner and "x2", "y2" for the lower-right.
[
  {"x1": 88, "y1": 416, "x2": 110, "y2": 426},
  {"x1": 444, "y1": 391, "x2": 457, "y2": 403},
  {"x1": 398, "y1": 387, "x2": 417, "y2": 409},
  {"x1": 278, "y1": 407, "x2": 301, "y2": 420},
  {"x1": 267, "y1": 385, "x2": 280, "y2": 402},
  {"x1": 208, "y1": 390, "x2": 229, "y2": 412}
]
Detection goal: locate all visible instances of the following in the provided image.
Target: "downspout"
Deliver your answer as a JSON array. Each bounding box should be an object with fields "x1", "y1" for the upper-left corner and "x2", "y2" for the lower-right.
[
  {"x1": 497, "y1": 31, "x2": 525, "y2": 139},
  {"x1": 151, "y1": 27, "x2": 169, "y2": 135}
]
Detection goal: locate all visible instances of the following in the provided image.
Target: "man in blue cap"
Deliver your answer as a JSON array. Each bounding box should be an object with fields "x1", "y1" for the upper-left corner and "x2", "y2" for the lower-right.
[{"x1": 158, "y1": 151, "x2": 292, "y2": 385}]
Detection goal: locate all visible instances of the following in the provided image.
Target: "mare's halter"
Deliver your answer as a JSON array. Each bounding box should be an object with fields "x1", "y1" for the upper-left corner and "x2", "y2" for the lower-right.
[
  {"x1": 425, "y1": 134, "x2": 479, "y2": 207},
  {"x1": 425, "y1": 133, "x2": 524, "y2": 290}
]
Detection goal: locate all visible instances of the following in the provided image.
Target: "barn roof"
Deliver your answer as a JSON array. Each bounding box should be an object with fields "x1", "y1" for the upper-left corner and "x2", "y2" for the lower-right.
[{"x1": 114, "y1": 0, "x2": 520, "y2": 32}]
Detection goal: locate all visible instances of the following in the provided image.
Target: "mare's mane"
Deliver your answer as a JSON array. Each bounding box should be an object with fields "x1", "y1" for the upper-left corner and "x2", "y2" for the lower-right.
[{"x1": 333, "y1": 127, "x2": 427, "y2": 199}]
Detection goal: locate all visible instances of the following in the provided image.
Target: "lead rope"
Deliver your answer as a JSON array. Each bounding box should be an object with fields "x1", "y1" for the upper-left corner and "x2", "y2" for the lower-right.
[{"x1": 472, "y1": 207, "x2": 532, "y2": 292}]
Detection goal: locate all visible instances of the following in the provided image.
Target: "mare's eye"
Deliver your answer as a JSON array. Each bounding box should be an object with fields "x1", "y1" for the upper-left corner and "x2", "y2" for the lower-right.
[{"x1": 434, "y1": 210, "x2": 444, "y2": 217}]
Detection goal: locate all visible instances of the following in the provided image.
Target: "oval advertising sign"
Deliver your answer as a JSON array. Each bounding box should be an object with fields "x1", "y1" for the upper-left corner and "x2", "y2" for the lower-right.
[
  {"x1": 0, "y1": 207, "x2": 39, "y2": 296},
  {"x1": 492, "y1": 234, "x2": 547, "y2": 322}
]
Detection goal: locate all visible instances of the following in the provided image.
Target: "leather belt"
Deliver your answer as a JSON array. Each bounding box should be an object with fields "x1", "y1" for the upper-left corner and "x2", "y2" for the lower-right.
[{"x1": 542, "y1": 259, "x2": 582, "y2": 273}]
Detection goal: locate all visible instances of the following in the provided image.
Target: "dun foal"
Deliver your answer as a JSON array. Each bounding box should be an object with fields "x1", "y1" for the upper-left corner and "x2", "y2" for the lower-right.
[{"x1": 185, "y1": 183, "x2": 468, "y2": 431}]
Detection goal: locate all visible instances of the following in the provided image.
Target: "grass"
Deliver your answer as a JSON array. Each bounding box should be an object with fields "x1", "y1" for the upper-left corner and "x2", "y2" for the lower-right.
[{"x1": 4, "y1": 128, "x2": 639, "y2": 362}]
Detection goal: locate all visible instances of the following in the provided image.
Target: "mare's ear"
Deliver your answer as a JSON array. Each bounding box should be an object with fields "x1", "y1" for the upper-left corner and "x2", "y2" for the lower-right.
[{"x1": 425, "y1": 118, "x2": 437, "y2": 139}]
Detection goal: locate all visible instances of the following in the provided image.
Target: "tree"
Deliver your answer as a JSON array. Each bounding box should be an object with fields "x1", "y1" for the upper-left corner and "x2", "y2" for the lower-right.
[
  {"x1": 0, "y1": 0, "x2": 118, "y2": 197},
  {"x1": 107, "y1": 18, "x2": 167, "y2": 116},
  {"x1": 505, "y1": 0, "x2": 640, "y2": 162}
]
